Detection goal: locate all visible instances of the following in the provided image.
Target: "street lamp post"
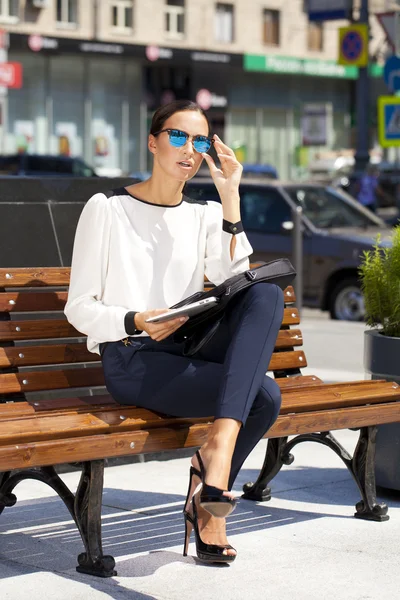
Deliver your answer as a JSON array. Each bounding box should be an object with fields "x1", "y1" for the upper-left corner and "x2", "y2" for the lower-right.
[{"x1": 354, "y1": 0, "x2": 370, "y2": 173}]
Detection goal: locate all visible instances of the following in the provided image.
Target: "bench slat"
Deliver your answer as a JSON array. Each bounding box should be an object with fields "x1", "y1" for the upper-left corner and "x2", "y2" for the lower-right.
[
  {"x1": 0, "y1": 307, "x2": 300, "y2": 342},
  {"x1": 269, "y1": 400, "x2": 400, "y2": 439},
  {"x1": 0, "y1": 343, "x2": 99, "y2": 368},
  {"x1": 0, "y1": 286, "x2": 296, "y2": 313},
  {"x1": 0, "y1": 425, "x2": 212, "y2": 471},
  {"x1": 0, "y1": 320, "x2": 81, "y2": 341},
  {"x1": 0, "y1": 343, "x2": 305, "y2": 371},
  {"x1": 0, "y1": 292, "x2": 68, "y2": 312},
  {"x1": 275, "y1": 329, "x2": 303, "y2": 349},
  {"x1": 0, "y1": 381, "x2": 398, "y2": 446},
  {"x1": 0, "y1": 367, "x2": 105, "y2": 394},
  {"x1": 0, "y1": 349, "x2": 307, "y2": 392},
  {"x1": 0, "y1": 268, "x2": 71, "y2": 287},
  {"x1": 280, "y1": 381, "x2": 400, "y2": 414},
  {"x1": 276, "y1": 375, "x2": 322, "y2": 388}
]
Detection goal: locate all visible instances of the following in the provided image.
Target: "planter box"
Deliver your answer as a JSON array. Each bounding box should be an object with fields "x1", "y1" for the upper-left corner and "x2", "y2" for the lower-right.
[{"x1": 364, "y1": 329, "x2": 400, "y2": 490}]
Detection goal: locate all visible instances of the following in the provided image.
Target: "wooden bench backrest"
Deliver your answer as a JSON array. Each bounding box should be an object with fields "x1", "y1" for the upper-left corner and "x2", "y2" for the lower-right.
[{"x1": 0, "y1": 267, "x2": 304, "y2": 399}]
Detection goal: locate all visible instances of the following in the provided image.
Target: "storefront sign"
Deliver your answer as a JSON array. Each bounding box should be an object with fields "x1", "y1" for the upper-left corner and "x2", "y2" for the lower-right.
[
  {"x1": 10, "y1": 33, "x2": 242, "y2": 67},
  {"x1": 244, "y1": 53, "x2": 358, "y2": 79},
  {"x1": 301, "y1": 104, "x2": 328, "y2": 146},
  {"x1": 0, "y1": 62, "x2": 23, "y2": 88},
  {"x1": 196, "y1": 88, "x2": 228, "y2": 109},
  {"x1": 28, "y1": 35, "x2": 58, "y2": 52}
]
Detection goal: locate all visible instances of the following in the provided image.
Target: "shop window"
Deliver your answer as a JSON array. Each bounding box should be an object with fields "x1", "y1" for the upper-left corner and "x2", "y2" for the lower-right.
[
  {"x1": 165, "y1": 0, "x2": 185, "y2": 40},
  {"x1": 0, "y1": 0, "x2": 19, "y2": 23},
  {"x1": 56, "y1": 0, "x2": 78, "y2": 28},
  {"x1": 215, "y1": 3, "x2": 234, "y2": 43},
  {"x1": 111, "y1": 0, "x2": 133, "y2": 32},
  {"x1": 262, "y1": 9, "x2": 280, "y2": 46},
  {"x1": 307, "y1": 21, "x2": 324, "y2": 51}
]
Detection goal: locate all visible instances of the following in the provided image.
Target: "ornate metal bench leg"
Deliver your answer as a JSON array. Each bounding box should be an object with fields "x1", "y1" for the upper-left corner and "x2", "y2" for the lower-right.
[
  {"x1": 0, "y1": 472, "x2": 16, "y2": 514},
  {"x1": 242, "y1": 437, "x2": 289, "y2": 501},
  {"x1": 75, "y1": 460, "x2": 117, "y2": 577},
  {"x1": 352, "y1": 426, "x2": 389, "y2": 522}
]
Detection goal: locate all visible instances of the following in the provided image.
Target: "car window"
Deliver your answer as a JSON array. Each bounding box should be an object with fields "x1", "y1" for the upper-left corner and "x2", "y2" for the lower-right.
[
  {"x1": 241, "y1": 188, "x2": 291, "y2": 233},
  {"x1": 73, "y1": 159, "x2": 95, "y2": 177},
  {"x1": 185, "y1": 183, "x2": 220, "y2": 203},
  {"x1": 0, "y1": 156, "x2": 20, "y2": 175},
  {"x1": 285, "y1": 186, "x2": 385, "y2": 228},
  {"x1": 25, "y1": 156, "x2": 66, "y2": 173}
]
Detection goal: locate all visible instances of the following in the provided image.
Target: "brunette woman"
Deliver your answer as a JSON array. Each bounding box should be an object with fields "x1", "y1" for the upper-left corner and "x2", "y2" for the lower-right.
[{"x1": 65, "y1": 100, "x2": 284, "y2": 564}]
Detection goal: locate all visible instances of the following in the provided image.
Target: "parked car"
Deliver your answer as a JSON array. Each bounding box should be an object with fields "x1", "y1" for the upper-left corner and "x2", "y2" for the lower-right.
[
  {"x1": 185, "y1": 178, "x2": 392, "y2": 321},
  {"x1": 0, "y1": 154, "x2": 98, "y2": 177}
]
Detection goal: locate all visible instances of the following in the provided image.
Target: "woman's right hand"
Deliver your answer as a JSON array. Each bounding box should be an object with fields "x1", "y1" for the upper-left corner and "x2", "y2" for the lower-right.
[{"x1": 134, "y1": 310, "x2": 188, "y2": 342}]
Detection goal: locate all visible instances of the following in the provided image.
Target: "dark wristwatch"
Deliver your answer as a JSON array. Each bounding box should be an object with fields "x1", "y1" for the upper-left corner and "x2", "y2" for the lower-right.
[{"x1": 124, "y1": 311, "x2": 143, "y2": 335}]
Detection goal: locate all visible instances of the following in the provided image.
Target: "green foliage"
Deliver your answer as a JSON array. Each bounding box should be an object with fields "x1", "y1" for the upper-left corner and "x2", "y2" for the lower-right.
[{"x1": 359, "y1": 228, "x2": 400, "y2": 337}]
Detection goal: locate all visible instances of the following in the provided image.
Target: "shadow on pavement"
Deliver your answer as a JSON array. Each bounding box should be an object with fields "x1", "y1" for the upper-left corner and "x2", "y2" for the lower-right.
[
  {"x1": 235, "y1": 466, "x2": 400, "y2": 509},
  {"x1": 0, "y1": 475, "x2": 354, "y2": 584}
]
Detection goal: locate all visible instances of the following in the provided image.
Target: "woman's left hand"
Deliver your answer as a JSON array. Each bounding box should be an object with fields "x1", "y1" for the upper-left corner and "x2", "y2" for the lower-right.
[{"x1": 202, "y1": 135, "x2": 243, "y2": 203}]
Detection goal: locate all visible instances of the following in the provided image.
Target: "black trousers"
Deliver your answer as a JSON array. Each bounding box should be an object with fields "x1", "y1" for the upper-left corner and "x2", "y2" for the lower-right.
[{"x1": 101, "y1": 283, "x2": 284, "y2": 489}]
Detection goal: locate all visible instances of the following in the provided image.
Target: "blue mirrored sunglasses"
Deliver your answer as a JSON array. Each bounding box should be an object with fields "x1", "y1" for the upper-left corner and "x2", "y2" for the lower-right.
[{"x1": 154, "y1": 129, "x2": 214, "y2": 153}]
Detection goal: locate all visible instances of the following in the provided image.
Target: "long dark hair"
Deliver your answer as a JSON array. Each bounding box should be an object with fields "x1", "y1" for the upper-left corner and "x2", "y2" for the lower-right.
[{"x1": 150, "y1": 100, "x2": 211, "y2": 136}]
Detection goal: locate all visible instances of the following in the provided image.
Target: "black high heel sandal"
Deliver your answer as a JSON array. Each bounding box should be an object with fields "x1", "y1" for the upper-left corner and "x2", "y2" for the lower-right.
[
  {"x1": 195, "y1": 450, "x2": 237, "y2": 518},
  {"x1": 183, "y1": 498, "x2": 237, "y2": 564}
]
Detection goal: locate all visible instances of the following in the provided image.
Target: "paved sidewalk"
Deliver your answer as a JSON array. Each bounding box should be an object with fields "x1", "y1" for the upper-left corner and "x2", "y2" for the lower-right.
[{"x1": 1, "y1": 430, "x2": 400, "y2": 600}]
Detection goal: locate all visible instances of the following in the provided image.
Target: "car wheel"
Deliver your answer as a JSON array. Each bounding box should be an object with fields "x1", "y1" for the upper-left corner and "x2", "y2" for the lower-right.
[{"x1": 329, "y1": 278, "x2": 365, "y2": 321}]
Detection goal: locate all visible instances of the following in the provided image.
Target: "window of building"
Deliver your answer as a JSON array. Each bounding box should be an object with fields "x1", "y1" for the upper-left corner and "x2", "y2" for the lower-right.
[
  {"x1": 0, "y1": 0, "x2": 19, "y2": 23},
  {"x1": 215, "y1": 3, "x2": 234, "y2": 43},
  {"x1": 56, "y1": 0, "x2": 78, "y2": 28},
  {"x1": 165, "y1": 0, "x2": 185, "y2": 39},
  {"x1": 111, "y1": 0, "x2": 133, "y2": 32},
  {"x1": 262, "y1": 9, "x2": 280, "y2": 46},
  {"x1": 308, "y1": 21, "x2": 324, "y2": 51}
]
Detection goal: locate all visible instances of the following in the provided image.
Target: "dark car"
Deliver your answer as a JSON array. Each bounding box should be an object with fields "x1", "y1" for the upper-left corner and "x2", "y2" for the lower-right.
[
  {"x1": 185, "y1": 178, "x2": 392, "y2": 321},
  {"x1": 0, "y1": 154, "x2": 98, "y2": 177}
]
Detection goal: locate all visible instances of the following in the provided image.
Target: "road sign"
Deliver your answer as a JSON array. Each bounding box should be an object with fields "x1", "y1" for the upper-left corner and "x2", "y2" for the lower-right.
[
  {"x1": 0, "y1": 63, "x2": 23, "y2": 89},
  {"x1": 377, "y1": 96, "x2": 400, "y2": 147},
  {"x1": 306, "y1": 0, "x2": 351, "y2": 21},
  {"x1": 376, "y1": 12, "x2": 399, "y2": 53},
  {"x1": 338, "y1": 24, "x2": 369, "y2": 67},
  {"x1": 384, "y1": 55, "x2": 400, "y2": 92}
]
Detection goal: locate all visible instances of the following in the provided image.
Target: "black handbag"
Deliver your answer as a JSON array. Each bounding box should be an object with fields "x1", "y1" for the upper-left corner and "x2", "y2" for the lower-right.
[{"x1": 172, "y1": 258, "x2": 296, "y2": 356}]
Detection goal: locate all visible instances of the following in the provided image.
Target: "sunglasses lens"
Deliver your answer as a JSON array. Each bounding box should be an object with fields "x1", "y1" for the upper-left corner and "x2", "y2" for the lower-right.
[
  {"x1": 168, "y1": 130, "x2": 187, "y2": 147},
  {"x1": 194, "y1": 137, "x2": 212, "y2": 153}
]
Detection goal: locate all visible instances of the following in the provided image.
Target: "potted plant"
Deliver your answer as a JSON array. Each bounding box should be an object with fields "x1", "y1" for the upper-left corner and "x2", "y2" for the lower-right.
[{"x1": 360, "y1": 226, "x2": 400, "y2": 489}]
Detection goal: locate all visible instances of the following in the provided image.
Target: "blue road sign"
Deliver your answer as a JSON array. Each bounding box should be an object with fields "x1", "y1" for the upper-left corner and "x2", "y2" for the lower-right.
[
  {"x1": 342, "y1": 30, "x2": 364, "y2": 61},
  {"x1": 384, "y1": 55, "x2": 400, "y2": 92},
  {"x1": 378, "y1": 97, "x2": 400, "y2": 147}
]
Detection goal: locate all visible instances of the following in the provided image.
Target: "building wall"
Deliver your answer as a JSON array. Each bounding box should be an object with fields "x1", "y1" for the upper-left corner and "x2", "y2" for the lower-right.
[{"x1": 0, "y1": 0, "x2": 389, "y2": 60}]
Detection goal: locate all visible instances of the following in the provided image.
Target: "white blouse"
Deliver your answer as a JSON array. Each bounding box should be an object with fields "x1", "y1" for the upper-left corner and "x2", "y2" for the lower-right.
[{"x1": 64, "y1": 187, "x2": 253, "y2": 354}]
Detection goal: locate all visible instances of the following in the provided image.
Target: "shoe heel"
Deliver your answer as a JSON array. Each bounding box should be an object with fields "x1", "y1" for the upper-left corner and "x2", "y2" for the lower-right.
[
  {"x1": 183, "y1": 516, "x2": 193, "y2": 557},
  {"x1": 183, "y1": 466, "x2": 201, "y2": 514}
]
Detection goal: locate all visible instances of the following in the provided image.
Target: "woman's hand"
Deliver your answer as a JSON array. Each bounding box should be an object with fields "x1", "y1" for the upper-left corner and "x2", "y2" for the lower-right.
[
  {"x1": 135, "y1": 310, "x2": 188, "y2": 342},
  {"x1": 202, "y1": 135, "x2": 243, "y2": 203}
]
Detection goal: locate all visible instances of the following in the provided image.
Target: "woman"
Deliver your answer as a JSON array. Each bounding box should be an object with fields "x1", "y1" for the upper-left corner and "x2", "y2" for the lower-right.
[{"x1": 65, "y1": 100, "x2": 284, "y2": 564}]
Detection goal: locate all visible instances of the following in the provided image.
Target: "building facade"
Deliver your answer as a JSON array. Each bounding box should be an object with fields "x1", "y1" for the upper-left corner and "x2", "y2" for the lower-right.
[{"x1": 0, "y1": 0, "x2": 390, "y2": 177}]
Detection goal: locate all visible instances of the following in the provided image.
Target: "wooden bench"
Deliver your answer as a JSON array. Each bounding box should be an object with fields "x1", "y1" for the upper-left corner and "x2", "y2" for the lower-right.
[{"x1": 1, "y1": 267, "x2": 400, "y2": 578}]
